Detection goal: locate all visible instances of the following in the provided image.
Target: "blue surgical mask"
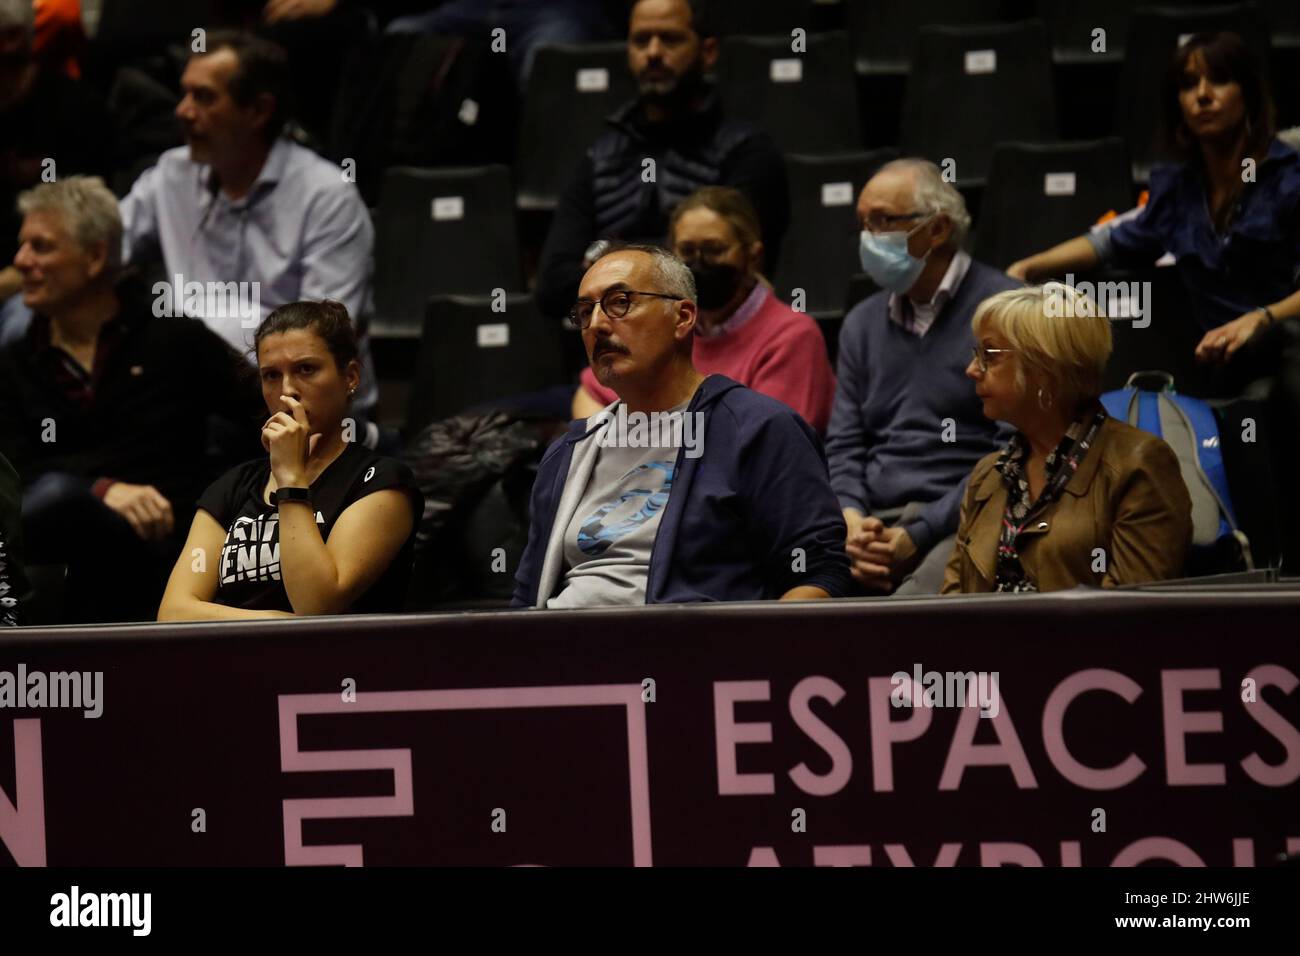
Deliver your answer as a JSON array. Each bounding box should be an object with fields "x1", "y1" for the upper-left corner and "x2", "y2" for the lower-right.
[{"x1": 858, "y1": 222, "x2": 931, "y2": 294}]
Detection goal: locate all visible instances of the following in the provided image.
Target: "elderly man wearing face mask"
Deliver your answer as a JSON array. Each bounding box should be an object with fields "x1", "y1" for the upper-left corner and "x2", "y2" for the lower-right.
[
  {"x1": 572, "y1": 186, "x2": 835, "y2": 431},
  {"x1": 825, "y1": 158, "x2": 1019, "y2": 596}
]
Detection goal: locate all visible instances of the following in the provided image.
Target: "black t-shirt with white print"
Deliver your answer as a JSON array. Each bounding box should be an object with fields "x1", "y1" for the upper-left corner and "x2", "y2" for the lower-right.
[{"x1": 196, "y1": 442, "x2": 422, "y2": 613}]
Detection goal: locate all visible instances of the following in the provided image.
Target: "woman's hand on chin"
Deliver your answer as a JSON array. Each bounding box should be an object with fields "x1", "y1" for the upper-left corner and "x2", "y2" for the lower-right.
[{"x1": 263, "y1": 394, "x2": 321, "y2": 487}]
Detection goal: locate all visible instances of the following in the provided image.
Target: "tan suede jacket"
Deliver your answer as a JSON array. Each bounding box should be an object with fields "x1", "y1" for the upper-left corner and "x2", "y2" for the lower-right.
[{"x1": 941, "y1": 417, "x2": 1193, "y2": 593}]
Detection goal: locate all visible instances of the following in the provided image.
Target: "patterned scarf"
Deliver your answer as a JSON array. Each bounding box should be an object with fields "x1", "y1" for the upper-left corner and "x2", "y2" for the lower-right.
[{"x1": 993, "y1": 408, "x2": 1107, "y2": 592}]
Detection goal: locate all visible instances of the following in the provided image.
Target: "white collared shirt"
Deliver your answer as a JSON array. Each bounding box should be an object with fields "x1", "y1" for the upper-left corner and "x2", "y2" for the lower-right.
[
  {"x1": 119, "y1": 137, "x2": 375, "y2": 354},
  {"x1": 887, "y1": 249, "x2": 972, "y2": 337}
]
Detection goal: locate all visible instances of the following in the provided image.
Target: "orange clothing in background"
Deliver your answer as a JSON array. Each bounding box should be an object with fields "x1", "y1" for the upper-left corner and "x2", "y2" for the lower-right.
[
  {"x1": 1095, "y1": 190, "x2": 1149, "y2": 227},
  {"x1": 34, "y1": 0, "x2": 85, "y2": 79}
]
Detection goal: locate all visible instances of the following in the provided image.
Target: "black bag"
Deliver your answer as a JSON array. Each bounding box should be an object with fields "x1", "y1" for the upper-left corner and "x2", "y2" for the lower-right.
[
  {"x1": 401, "y1": 410, "x2": 563, "y2": 608},
  {"x1": 329, "y1": 30, "x2": 514, "y2": 206}
]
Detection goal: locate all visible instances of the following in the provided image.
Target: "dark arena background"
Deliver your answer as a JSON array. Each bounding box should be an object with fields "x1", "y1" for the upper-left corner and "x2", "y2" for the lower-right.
[{"x1": 1, "y1": 0, "x2": 1299, "y2": 941}]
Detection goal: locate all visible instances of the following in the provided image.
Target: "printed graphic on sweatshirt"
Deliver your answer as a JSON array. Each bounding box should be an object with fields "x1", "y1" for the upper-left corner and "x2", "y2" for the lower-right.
[{"x1": 576, "y1": 462, "x2": 675, "y2": 557}]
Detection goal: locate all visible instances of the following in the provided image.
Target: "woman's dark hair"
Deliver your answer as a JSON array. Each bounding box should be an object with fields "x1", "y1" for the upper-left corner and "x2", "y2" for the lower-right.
[
  {"x1": 1162, "y1": 31, "x2": 1275, "y2": 164},
  {"x1": 254, "y1": 300, "x2": 358, "y2": 369}
]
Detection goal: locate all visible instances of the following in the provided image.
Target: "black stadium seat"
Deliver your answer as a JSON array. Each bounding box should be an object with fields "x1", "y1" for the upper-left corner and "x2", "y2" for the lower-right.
[
  {"x1": 1037, "y1": 0, "x2": 1132, "y2": 62},
  {"x1": 900, "y1": 20, "x2": 1058, "y2": 186},
  {"x1": 21, "y1": 564, "x2": 68, "y2": 627},
  {"x1": 1100, "y1": 263, "x2": 1213, "y2": 397},
  {"x1": 405, "y1": 294, "x2": 567, "y2": 434},
  {"x1": 716, "y1": 32, "x2": 862, "y2": 154},
  {"x1": 90, "y1": 0, "x2": 218, "y2": 77},
  {"x1": 844, "y1": 0, "x2": 1008, "y2": 74},
  {"x1": 773, "y1": 149, "x2": 898, "y2": 319},
  {"x1": 372, "y1": 166, "x2": 523, "y2": 339},
  {"x1": 1215, "y1": 396, "x2": 1283, "y2": 570},
  {"x1": 1035, "y1": 0, "x2": 1203, "y2": 62},
  {"x1": 974, "y1": 138, "x2": 1134, "y2": 269},
  {"x1": 1260, "y1": 0, "x2": 1300, "y2": 46},
  {"x1": 1116, "y1": 3, "x2": 1270, "y2": 182},
  {"x1": 515, "y1": 42, "x2": 637, "y2": 211},
  {"x1": 706, "y1": 0, "x2": 816, "y2": 36}
]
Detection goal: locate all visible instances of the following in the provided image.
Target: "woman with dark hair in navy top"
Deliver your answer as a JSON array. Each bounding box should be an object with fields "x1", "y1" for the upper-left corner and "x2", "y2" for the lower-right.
[
  {"x1": 158, "y1": 301, "x2": 421, "y2": 620},
  {"x1": 1010, "y1": 31, "x2": 1300, "y2": 351},
  {"x1": 1005, "y1": 31, "x2": 1300, "y2": 560}
]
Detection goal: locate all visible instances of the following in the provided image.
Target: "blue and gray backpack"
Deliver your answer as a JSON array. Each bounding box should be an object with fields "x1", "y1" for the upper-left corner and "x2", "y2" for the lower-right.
[{"x1": 1100, "y1": 372, "x2": 1253, "y2": 571}]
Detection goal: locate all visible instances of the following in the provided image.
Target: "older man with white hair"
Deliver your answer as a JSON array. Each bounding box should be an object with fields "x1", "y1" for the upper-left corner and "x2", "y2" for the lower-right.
[
  {"x1": 826, "y1": 158, "x2": 1019, "y2": 596},
  {"x1": 0, "y1": 175, "x2": 263, "y2": 622},
  {"x1": 513, "y1": 243, "x2": 850, "y2": 608}
]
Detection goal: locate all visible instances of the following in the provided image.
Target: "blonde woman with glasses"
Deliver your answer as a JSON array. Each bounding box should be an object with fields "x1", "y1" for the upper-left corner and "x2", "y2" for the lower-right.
[{"x1": 942, "y1": 284, "x2": 1193, "y2": 593}]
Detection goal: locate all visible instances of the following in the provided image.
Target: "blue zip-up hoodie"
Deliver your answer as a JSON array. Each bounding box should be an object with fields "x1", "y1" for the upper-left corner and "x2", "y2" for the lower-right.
[{"x1": 512, "y1": 375, "x2": 852, "y2": 606}]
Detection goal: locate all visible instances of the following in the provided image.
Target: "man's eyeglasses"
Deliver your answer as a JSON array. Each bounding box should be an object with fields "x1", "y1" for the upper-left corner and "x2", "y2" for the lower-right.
[
  {"x1": 861, "y1": 212, "x2": 930, "y2": 235},
  {"x1": 568, "y1": 289, "x2": 681, "y2": 330},
  {"x1": 972, "y1": 344, "x2": 1016, "y2": 373}
]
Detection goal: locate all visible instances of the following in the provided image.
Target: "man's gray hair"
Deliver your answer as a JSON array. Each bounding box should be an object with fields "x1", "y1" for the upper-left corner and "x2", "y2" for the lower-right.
[
  {"x1": 18, "y1": 176, "x2": 124, "y2": 278},
  {"x1": 0, "y1": 0, "x2": 34, "y2": 36},
  {"x1": 877, "y1": 157, "x2": 972, "y2": 250},
  {"x1": 597, "y1": 243, "x2": 697, "y2": 302}
]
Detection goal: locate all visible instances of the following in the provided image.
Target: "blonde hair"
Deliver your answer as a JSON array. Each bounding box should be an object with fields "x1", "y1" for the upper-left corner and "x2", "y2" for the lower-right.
[
  {"x1": 17, "y1": 176, "x2": 123, "y2": 278},
  {"x1": 972, "y1": 283, "x2": 1112, "y2": 411}
]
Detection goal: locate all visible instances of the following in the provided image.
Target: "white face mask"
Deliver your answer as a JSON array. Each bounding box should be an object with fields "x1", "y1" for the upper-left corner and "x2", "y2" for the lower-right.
[{"x1": 858, "y1": 217, "x2": 933, "y2": 293}]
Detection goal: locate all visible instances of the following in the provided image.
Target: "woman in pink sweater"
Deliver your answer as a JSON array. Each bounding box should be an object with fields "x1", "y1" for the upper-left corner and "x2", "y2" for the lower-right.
[{"x1": 571, "y1": 187, "x2": 837, "y2": 432}]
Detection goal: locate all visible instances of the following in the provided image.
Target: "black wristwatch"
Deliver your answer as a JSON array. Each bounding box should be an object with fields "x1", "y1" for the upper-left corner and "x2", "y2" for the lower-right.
[{"x1": 274, "y1": 486, "x2": 311, "y2": 507}]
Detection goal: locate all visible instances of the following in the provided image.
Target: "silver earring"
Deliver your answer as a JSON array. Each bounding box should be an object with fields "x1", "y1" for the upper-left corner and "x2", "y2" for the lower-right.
[{"x1": 1037, "y1": 387, "x2": 1054, "y2": 410}]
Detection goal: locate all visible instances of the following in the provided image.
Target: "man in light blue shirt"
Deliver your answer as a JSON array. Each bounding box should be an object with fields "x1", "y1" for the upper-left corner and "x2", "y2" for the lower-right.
[{"x1": 118, "y1": 30, "x2": 380, "y2": 428}]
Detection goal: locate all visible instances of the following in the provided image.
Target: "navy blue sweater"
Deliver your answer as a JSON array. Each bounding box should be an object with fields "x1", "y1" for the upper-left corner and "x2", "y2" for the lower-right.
[
  {"x1": 512, "y1": 375, "x2": 851, "y2": 606},
  {"x1": 825, "y1": 261, "x2": 1016, "y2": 553}
]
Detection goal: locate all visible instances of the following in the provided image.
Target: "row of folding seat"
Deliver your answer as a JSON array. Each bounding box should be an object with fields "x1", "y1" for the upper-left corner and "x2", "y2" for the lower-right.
[
  {"x1": 87, "y1": 1, "x2": 1299, "y2": 199},
  {"x1": 371, "y1": 137, "x2": 1136, "y2": 334},
  {"x1": 90, "y1": 0, "x2": 1300, "y2": 69},
  {"x1": 521, "y1": 3, "x2": 1291, "y2": 212},
  {"x1": 844, "y1": 0, "x2": 1300, "y2": 70},
  {"x1": 397, "y1": 261, "x2": 1206, "y2": 424},
  {"x1": 694, "y1": 0, "x2": 1300, "y2": 67},
  {"x1": 370, "y1": 141, "x2": 1158, "y2": 388}
]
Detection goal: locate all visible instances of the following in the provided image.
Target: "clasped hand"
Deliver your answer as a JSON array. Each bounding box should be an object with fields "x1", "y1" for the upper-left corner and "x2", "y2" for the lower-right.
[{"x1": 844, "y1": 510, "x2": 918, "y2": 593}]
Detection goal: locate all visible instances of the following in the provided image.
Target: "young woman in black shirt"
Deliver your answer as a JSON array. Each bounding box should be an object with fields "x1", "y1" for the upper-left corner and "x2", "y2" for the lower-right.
[{"x1": 158, "y1": 301, "x2": 421, "y2": 619}]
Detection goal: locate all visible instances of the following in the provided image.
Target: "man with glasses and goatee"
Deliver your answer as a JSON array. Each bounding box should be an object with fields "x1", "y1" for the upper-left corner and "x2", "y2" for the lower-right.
[{"x1": 512, "y1": 245, "x2": 849, "y2": 609}]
